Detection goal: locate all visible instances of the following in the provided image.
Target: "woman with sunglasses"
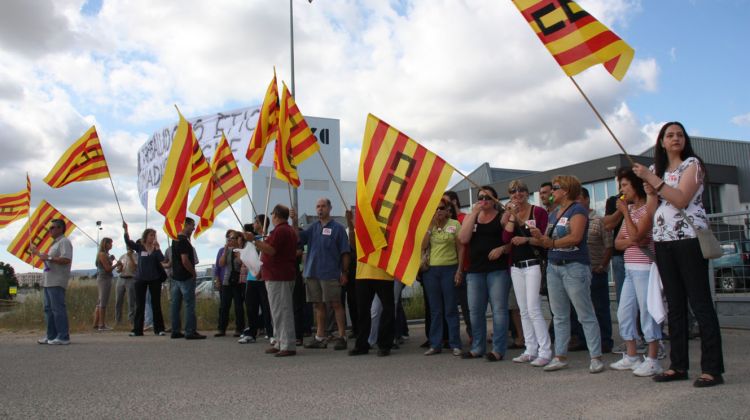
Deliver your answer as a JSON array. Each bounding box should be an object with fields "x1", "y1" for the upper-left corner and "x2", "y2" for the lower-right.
[
  {"x1": 458, "y1": 185, "x2": 511, "y2": 361},
  {"x1": 633, "y1": 121, "x2": 724, "y2": 387},
  {"x1": 501, "y1": 180, "x2": 551, "y2": 367},
  {"x1": 529, "y1": 175, "x2": 604, "y2": 373},
  {"x1": 421, "y1": 197, "x2": 464, "y2": 356}
]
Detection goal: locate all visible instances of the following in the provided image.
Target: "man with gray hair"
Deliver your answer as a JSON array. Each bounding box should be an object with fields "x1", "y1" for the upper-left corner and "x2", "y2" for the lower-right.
[
  {"x1": 32, "y1": 219, "x2": 73, "y2": 345},
  {"x1": 291, "y1": 198, "x2": 351, "y2": 350}
]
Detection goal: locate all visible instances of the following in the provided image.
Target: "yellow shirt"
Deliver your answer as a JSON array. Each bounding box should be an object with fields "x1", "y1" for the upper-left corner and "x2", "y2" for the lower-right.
[
  {"x1": 429, "y1": 219, "x2": 460, "y2": 266},
  {"x1": 356, "y1": 261, "x2": 394, "y2": 281}
]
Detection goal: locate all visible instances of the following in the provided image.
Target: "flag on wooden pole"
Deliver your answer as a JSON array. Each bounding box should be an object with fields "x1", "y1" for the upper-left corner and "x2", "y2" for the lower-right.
[
  {"x1": 0, "y1": 175, "x2": 30, "y2": 229},
  {"x1": 512, "y1": 0, "x2": 634, "y2": 80},
  {"x1": 155, "y1": 110, "x2": 210, "y2": 239},
  {"x1": 246, "y1": 70, "x2": 280, "y2": 169},
  {"x1": 189, "y1": 133, "x2": 249, "y2": 237},
  {"x1": 274, "y1": 82, "x2": 320, "y2": 186},
  {"x1": 44, "y1": 126, "x2": 111, "y2": 188},
  {"x1": 355, "y1": 114, "x2": 454, "y2": 285},
  {"x1": 6, "y1": 200, "x2": 76, "y2": 269}
]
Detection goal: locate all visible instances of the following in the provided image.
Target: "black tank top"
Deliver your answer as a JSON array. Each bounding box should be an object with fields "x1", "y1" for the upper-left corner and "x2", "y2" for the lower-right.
[
  {"x1": 510, "y1": 205, "x2": 541, "y2": 263},
  {"x1": 468, "y1": 212, "x2": 508, "y2": 273}
]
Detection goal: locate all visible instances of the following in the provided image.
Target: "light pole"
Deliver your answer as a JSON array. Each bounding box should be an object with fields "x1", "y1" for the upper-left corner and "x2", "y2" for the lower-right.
[
  {"x1": 288, "y1": 0, "x2": 312, "y2": 214},
  {"x1": 96, "y1": 221, "x2": 102, "y2": 246}
]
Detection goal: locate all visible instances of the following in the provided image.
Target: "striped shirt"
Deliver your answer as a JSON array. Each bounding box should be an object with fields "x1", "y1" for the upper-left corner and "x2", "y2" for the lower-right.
[{"x1": 621, "y1": 204, "x2": 654, "y2": 269}]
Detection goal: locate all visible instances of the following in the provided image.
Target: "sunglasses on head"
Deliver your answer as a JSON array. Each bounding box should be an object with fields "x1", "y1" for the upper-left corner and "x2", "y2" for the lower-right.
[{"x1": 509, "y1": 188, "x2": 528, "y2": 194}]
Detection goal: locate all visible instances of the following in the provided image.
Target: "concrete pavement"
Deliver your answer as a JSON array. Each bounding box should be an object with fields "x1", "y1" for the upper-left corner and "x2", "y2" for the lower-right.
[{"x1": 0, "y1": 328, "x2": 747, "y2": 419}]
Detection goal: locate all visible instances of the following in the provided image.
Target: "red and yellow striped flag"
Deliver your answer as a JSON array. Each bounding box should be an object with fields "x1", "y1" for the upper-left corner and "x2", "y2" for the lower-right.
[
  {"x1": 44, "y1": 126, "x2": 111, "y2": 188},
  {"x1": 0, "y1": 175, "x2": 31, "y2": 229},
  {"x1": 513, "y1": 0, "x2": 634, "y2": 81},
  {"x1": 274, "y1": 82, "x2": 321, "y2": 186},
  {"x1": 246, "y1": 71, "x2": 280, "y2": 169},
  {"x1": 156, "y1": 110, "x2": 211, "y2": 239},
  {"x1": 189, "y1": 133, "x2": 249, "y2": 237},
  {"x1": 7, "y1": 200, "x2": 76, "y2": 269},
  {"x1": 355, "y1": 114, "x2": 454, "y2": 285}
]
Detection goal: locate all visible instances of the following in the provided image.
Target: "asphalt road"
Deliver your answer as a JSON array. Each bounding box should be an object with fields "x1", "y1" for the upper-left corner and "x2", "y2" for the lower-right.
[{"x1": 0, "y1": 327, "x2": 747, "y2": 419}]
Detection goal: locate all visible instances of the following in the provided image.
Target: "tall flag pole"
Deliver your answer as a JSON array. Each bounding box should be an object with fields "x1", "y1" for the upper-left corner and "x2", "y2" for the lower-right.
[
  {"x1": 43, "y1": 125, "x2": 127, "y2": 220},
  {"x1": 512, "y1": 0, "x2": 635, "y2": 164},
  {"x1": 155, "y1": 107, "x2": 211, "y2": 239},
  {"x1": 355, "y1": 114, "x2": 454, "y2": 285}
]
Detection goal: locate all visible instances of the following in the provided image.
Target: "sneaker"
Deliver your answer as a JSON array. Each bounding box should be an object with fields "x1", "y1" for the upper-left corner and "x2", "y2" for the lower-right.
[
  {"x1": 170, "y1": 332, "x2": 185, "y2": 339},
  {"x1": 144, "y1": 325, "x2": 153, "y2": 331},
  {"x1": 543, "y1": 357, "x2": 568, "y2": 371},
  {"x1": 452, "y1": 348, "x2": 462, "y2": 357},
  {"x1": 156, "y1": 331, "x2": 166, "y2": 336},
  {"x1": 185, "y1": 333, "x2": 207, "y2": 340},
  {"x1": 48, "y1": 338, "x2": 70, "y2": 345},
  {"x1": 98, "y1": 325, "x2": 113, "y2": 331},
  {"x1": 333, "y1": 337, "x2": 347, "y2": 351},
  {"x1": 589, "y1": 358, "x2": 605, "y2": 374},
  {"x1": 238, "y1": 336, "x2": 256, "y2": 344},
  {"x1": 304, "y1": 338, "x2": 328, "y2": 349},
  {"x1": 269, "y1": 337, "x2": 277, "y2": 346},
  {"x1": 37, "y1": 337, "x2": 49, "y2": 344},
  {"x1": 512, "y1": 354, "x2": 535, "y2": 363},
  {"x1": 530, "y1": 357, "x2": 550, "y2": 367},
  {"x1": 424, "y1": 348, "x2": 441, "y2": 356},
  {"x1": 657, "y1": 341, "x2": 667, "y2": 360},
  {"x1": 214, "y1": 332, "x2": 226, "y2": 337},
  {"x1": 609, "y1": 355, "x2": 642, "y2": 371},
  {"x1": 633, "y1": 358, "x2": 663, "y2": 377}
]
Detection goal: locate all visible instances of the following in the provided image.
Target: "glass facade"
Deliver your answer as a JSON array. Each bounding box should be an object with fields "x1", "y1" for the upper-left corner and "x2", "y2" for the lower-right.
[{"x1": 582, "y1": 178, "x2": 619, "y2": 216}]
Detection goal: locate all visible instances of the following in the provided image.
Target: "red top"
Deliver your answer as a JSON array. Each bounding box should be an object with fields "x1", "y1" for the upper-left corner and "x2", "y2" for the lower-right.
[{"x1": 260, "y1": 222, "x2": 298, "y2": 281}]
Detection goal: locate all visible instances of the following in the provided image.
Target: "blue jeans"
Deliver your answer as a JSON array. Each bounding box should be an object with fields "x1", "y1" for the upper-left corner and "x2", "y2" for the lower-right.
[
  {"x1": 611, "y1": 255, "x2": 625, "y2": 303},
  {"x1": 423, "y1": 265, "x2": 461, "y2": 350},
  {"x1": 570, "y1": 270, "x2": 613, "y2": 349},
  {"x1": 618, "y1": 268, "x2": 662, "y2": 343},
  {"x1": 466, "y1": 269, "x2": 510, "y2": 356},
  {"x1": 547, "y1": 262, "x2": 602, "y2": 358},
  {"x1": 171, "y1": 278, "x2": 197, "y2": 335},
  {"x1": 43, "y1": 287, "x2": 69, "y2": 341}
]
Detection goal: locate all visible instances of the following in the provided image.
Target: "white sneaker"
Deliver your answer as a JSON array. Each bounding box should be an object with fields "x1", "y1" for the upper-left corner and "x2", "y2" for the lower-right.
[
  {"x1": 144, "y1": 325, "x2": 153, "y2": 331},
  {"x1": 609, "y1": 355, "x2": 642, "y2": 371},
  {"x1": 633, "y1": 358, "x2": 664, "y2": 377},
  {"x1": 452, "y1": 348, "x2": 462, "y2": 357},
  {"x1": 543, "y1": 357, "x2": 568, "y2": 371},
  {"x1": 48, "y1": 338, "x2": 70, "y2": 345},
  {"x1": 269, "y1": 337, "x2": 278, "y2": 346},
  {"x1": 512, "y1": 354, "x2": 535, "y2": 363},
  {"x1": 37, "y1": 337, "x2": 49, "y2": 344},
  {"x1": 589, "y1": 358, "x2": 605, "y2": 374},
  {"x1": 530, "y1": 357, "x2": 550, "y2": 367},
  {"x1": 238, "y1": 336, "x2": 256, "y2": 344}
]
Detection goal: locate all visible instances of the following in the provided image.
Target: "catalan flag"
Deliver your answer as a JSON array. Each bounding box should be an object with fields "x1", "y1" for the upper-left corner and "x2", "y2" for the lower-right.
[
  {"x1": 274, "y1": 82, "x2": 321, "y2": 186},
  {"x1": 0, "y1": 175, "x2": 30, "y2": 229},
  {"x1": 246, "y1": 71, "x2": 280, "y2": 169},
  {"x1": 355, "y1": 114, "x2": 454, "y2": 285},
  {"x1": 189, "y1": 133, "x2": 249, "y2": 237},
  {"x1": 44, "y1": 126, "x2": 111, "y2": 188},
  {"x1": 7, "y1": 200, "x2": 75, "y2": 269},
  {"x1": 512, "y1": 0, "x2": 634, "y2": 81},
  {"x1": 156, "y1": 110, "x2": 211, "y2": 239}
]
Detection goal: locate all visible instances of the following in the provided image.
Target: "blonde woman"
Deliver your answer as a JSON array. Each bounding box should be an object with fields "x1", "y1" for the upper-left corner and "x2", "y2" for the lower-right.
[{"x1": 93, "y1": 237, "x2": 122, "y2": 331}]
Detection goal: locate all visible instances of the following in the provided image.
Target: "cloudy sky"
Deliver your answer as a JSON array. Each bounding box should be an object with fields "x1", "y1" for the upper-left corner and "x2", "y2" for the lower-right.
[{"x1": 1, "y1": 0, "x2": 748, "y2": 272}]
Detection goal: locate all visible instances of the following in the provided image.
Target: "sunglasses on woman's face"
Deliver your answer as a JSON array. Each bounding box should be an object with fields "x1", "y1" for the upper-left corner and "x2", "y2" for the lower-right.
[
  {"x1": 437, "y1": 206, "x2": 446, "y2": 211},
  {"x1": 551, "y1": 185, "x2": 562, "y2": 191},
  {"x1": 508, "y1": 188, "x2": 528, "y2": 194},
  {"x1": 477, "y1": 194, "x2": 492, "y2": 201}
]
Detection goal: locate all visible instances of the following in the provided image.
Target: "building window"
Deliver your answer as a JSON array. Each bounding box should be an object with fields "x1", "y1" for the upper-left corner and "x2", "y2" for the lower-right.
[{"x1": 704, "y1": 184, "x2": 722, "y2": 214}]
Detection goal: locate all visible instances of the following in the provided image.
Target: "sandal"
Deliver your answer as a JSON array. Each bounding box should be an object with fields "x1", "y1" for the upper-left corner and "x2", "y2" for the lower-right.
[
  {"x1": 485, "y1": 352, "x2": 504, "y2": 362},
  {"x1": 652, "y1": 369, "x2": 688, "y2": 382},
  {"x1": 693, "y1": 374, "x2": 724, "y2": 388}
]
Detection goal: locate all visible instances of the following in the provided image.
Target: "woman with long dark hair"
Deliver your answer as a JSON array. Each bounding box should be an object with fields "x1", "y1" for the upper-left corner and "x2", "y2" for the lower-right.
[
  {"x1": 633, "y1": 121, "x2": 724, "y2": 387},
  {"x1": 123, "y1": 222, "x2": 167, "y2": 337}
]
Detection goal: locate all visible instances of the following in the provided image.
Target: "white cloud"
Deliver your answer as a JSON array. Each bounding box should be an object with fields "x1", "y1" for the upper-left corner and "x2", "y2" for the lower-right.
[{"x1": 731, "y1": 112, "x2": 750, "y2": 127}]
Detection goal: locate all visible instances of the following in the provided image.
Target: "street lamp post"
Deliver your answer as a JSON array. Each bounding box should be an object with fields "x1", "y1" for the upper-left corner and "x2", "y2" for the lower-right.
[
  {"x1": 288, "y1": 0, "x2": 312, "y2": 214},
  {"x1": 96, "y1": 221, "x2": 102, "y2": 246}
]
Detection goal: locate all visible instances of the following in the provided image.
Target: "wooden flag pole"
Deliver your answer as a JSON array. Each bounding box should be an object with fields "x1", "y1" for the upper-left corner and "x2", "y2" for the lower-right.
[
  {"x1": 209, "y1": 171, "x2": 244, "y2": 229},
  {"x1": 26, "y1": 173, "x2": 33, "y2": 266},
  {"x1": 316, "y1": 149, "x2": 349, "y2": 210},
  {"x1": 76, "y1": 226, "x2": 99, "y2": 246},
  {"x1": 446, "y1": 164, "x2": 505, "y2": 209},
  {"x1": 569, "y1": 76, "x2": 635, "y2": 166},
  {"x1": 108, "y1": 176, "x2": 126, "y2": 223}
]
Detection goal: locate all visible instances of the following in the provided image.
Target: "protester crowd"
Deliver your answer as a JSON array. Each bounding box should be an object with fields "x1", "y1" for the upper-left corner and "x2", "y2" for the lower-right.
[{"x1": 33, "y1": 122, "x2": 725, "y2": 387}]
